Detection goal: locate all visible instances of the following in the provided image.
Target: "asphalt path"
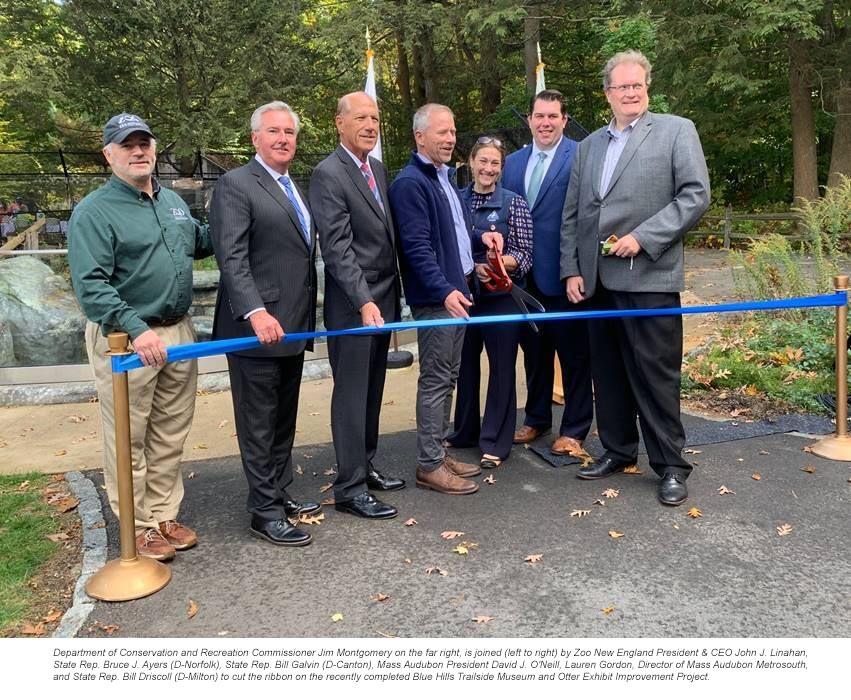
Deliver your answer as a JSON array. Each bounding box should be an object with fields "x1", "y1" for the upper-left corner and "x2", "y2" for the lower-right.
[{"x1": 80, "y1": 413, "x2": 851, "y2": 638}]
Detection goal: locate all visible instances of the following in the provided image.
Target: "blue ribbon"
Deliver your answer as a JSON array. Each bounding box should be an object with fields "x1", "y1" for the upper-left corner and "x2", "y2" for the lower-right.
[{"x1": 112, "y1": 292, "x2": 848, "y2": 373}]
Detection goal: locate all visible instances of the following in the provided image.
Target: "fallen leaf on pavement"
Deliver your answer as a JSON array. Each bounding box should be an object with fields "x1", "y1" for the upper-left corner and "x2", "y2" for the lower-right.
[
  {"x1": 593, "y1": 499, "x2": 606, "y2": 506},
  {"x1": 53, "y1": 449, "x2": 67, "y2": 457},
  {"x1": 320, "y1": 497, "x2": 335, "y2": 506},
  {"x1": 759, "y1": 450, "x2": 770, "y2": 455},
  {"x1": 55, "y1": 497, "x2": 79, "y2": 513},
  {"x1": 371, "y1": 593, "x2": 390, "y2": 603},
  {"x1": 801, "y1": 465, "x2": 816, "y2": 474},
  {"x1": 776, "y1": 524, "x2": 793, "y2": 536},
  {"x1": 686, "y1": 507, "x2": 702, "y2": 518},
  {"x1": 89, "y1": 521, "x2": 105, "y2": 529},
  {"x1": 570, "y1": 509, "x2": 590, "y2": 518},
  {"x1": 193, "y1": 443, "x2": 207, "y2": 450},
  {"x1": 377, "y1": 630, "x2": 396, "y2": 638},
  {"x1": 802, "y1": 445, "x2": 814, "y2": 454},
  {"x1": 299, "y1": 513, "x2": 325, "y2": 526},
  {"x1": 472, "y1": 615, "x2": 494, "y2": 624},
  {"x1": 294, "y1": 465, "x2": 304, "y2": 475},
  {"x1": 217, "y1": 420, "x2": 228, "y2": 429},
  {"x1": 717, "y1": 485, "x2": 735, "y2": 495},
  {"x1": 42, "y1": 610, "x2": 62, "y2": 623},
  {"x1": 403, "y1": 558, "x2": 412, "y2": 565},
  {"x1": 441, "y1": 531, "x2": 465, "y2": 539},
  {"x1": 752, "y1": 473, "x2": 761, "y2": 481},
  {"x1": 187, "y1": 600, "x2": 198, "y2": 619},
  {"x1": 404, "y1": 518, "x2": 417, "y2": 526},
  {"x1": 623, "y1": 465, "x2": 643, "y2": 474},
  {"x1": 608, "y1": 530, "x2": 625, "y2": 539},
  {"x1": 525, "y1": 554, "x2": 543, "y2": 564},
  {"x1": 452, "y1": 545, "x2": 469, "y2": 555},
  {"x1": 323, "y1": 469, "x2": 337, "y2": 476},
  {"x1": 602, "y1": 488, "x2": 620, "y2": 499},
  {"x1": 483, "y1": 475, "x2": 496, "y2": 484},
  {"x1": 601, "y1": 606, "x2": 615, "y2": 616},
  {"x1": 460, "y1": 541, "x2": 479, "y2": 549},
  {"x1": 186, "y1": 471, "x2": 197, "y2": 479},
  {"x1": 684, "y1": 449, "x2": 702, "y2": 455},
  {"x1": 318, "y1": 482, "x2": 333, "y2": 493},
  {"x1": 89, "y1": 621, "x2": 119, "y2": 635},
  {"x1": 425, "y1": 566, "x2": 447, "y2": 576},
  {"x1": 330, "y1": 613, "x2": 343, "y2": 622}
]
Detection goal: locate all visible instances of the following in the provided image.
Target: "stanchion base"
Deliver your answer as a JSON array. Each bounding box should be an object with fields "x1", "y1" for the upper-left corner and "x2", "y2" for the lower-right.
[
  {"x1": 85, "y1": 556, "x2": 172, "y2": 602},
  {"x1": 387, "y1": 350, "x2": 414, "y2": 371},
  {"x1": 810, "y1": 434, "x2": 851, "y2": 462}
]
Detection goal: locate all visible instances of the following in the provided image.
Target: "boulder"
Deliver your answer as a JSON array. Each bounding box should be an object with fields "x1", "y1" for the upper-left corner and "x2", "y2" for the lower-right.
[{"x1": 0, "y1": 256, "x2": 87, "y2": 366}]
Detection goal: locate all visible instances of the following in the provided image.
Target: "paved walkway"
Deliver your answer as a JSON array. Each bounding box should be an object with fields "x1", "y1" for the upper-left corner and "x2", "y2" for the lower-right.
[{"x1": 78, "y1": 413, "x2": 851, "y2": 638}]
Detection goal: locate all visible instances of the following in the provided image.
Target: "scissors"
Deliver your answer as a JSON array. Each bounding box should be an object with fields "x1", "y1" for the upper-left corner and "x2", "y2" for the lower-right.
[{"x1": 481, "y1": 248, "x2": 546, "y2": 332}]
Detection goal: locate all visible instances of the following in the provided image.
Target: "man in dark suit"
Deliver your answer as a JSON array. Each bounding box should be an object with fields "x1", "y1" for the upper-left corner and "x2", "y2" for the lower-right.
[
  {"x1": 308, "y1": 92, "x2": 403, "y2": 520},
  {"x1": 502, "y1": 90, "x2": 593, "y2": 459},
  {"x1": 210, "y1": 101, "x2": 320, "y2": 546},
  {"x1": 561, "y1": 50, "x2": 710, "y2": 506}
]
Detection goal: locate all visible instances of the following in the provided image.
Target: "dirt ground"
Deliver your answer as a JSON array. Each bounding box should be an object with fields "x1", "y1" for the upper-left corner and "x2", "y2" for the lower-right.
[{"x1": 0, "y1": 249, "x2": 737, "y2": 476}]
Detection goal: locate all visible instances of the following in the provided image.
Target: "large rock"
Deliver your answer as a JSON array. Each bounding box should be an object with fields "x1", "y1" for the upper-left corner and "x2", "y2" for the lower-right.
[{"x1": 0, "y1": 256, "x2": 87, "y2": 365}]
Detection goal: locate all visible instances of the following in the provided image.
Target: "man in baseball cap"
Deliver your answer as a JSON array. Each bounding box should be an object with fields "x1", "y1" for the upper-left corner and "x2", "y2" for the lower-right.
[{"x1": 69, "y1": 113, "x2": 213, "y2": 561}]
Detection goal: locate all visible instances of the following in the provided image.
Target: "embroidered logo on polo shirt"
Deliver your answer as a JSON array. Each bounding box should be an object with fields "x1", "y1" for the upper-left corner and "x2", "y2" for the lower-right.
[{"x1": 170, "y1": 207, "x2": 189, "y2": 220}]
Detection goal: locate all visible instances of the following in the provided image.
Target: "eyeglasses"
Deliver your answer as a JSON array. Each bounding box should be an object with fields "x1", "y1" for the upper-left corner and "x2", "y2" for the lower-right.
[
  {"x1": 476, "y1": 136, "x2": 503, "y2": 147},
  {"x1": 607, "y1": 83, "x2": 646, "y2": 94}
]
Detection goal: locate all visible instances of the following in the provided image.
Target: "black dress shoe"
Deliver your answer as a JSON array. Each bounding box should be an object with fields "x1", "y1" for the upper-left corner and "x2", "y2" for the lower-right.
[
  {"x1": 249, "y1": 517, "x2": 312, "y2": 546},
  {"x1": 657, "y1": 473, "x2": 688, "y2": 506},
  {"x1": 366, "y1": 468, "x2": 406, "y2": 492},
  {"x1": 283, "y1": 497, "x2": 322, "y2": 518},
  {"x1": 335, "y1": 492, "x2": 398, "y2": 519},
  {"x1": 577, "y1": 455, "x2": 636, "y2": 480}
]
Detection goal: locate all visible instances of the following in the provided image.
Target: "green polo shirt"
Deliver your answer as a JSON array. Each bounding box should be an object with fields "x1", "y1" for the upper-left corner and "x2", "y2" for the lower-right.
[{"x1": 68, "y1": 175, "x2": 213, "y2": 339}]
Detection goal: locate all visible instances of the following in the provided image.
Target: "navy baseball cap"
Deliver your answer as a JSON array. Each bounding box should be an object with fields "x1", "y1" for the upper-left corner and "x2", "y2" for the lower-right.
[{"x1": 102, "y1": 113, "x2": 155, "y2": 146}]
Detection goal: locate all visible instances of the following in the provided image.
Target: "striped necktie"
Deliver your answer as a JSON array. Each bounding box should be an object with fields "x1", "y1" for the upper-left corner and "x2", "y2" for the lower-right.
[
  {"x1": 278, "y1": 175, "x2": 310, "y2": 244},
  {"x1": 360, "y1": 162, "x2": 384, "y2": 211}
]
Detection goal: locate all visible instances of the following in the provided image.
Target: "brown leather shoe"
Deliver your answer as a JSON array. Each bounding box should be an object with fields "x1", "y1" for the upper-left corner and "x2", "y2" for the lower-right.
[
  {"x1": 551, "y1": 436, "x2": 584, "y2": 456},
  {"x1": 513, "y1": 425, "x2": 550, "y2": 444},
  {"x1": 136, "y1": 528, "x2": 175, "y2": 561},
  {"x1": 159, "y1": 520, "x2": 198, "y2": 550},
  {"x1": 416, "y1": 463, "x2": 479, "y2": 495},
  {"x1": 444, "y1": 454, "x2": 482, "y2": 477}
]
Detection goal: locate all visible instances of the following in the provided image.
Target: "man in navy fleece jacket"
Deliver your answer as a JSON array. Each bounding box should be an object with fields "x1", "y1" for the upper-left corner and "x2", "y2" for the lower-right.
[{"x1": 389, "y1": 103, "x2": 502, "y2": 496}]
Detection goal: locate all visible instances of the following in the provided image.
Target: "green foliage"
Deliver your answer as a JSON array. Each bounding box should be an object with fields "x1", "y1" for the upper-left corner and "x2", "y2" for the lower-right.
[
  {"x1": 0, "y1": 473, "x2": 59, "y2": 631},
  {"x1": 683, "y1": 312, "x2": 836, "y2": 413}
]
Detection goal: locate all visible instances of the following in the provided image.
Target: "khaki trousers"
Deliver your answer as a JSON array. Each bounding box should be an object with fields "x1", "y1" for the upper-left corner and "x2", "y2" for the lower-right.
[{"x1": 86, "y1": 316, "x2": 197, "y2": 533}]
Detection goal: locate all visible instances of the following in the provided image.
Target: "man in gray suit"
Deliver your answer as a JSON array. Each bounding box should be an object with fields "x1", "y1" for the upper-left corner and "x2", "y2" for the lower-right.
[
  {"x1": 210, "y1": 101, "x2": 319, "y2": 546},
  {"x1": 309, "y1": 91, "x2": 403, "y2": 520},
  {"x1": 560, "y1": 50, "x2": 710, "y2": 506}
]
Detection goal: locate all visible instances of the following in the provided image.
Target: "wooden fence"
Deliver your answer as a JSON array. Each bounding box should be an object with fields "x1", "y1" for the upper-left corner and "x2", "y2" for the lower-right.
[{"x1": 688, "y1": 206, "x2": 802, "y2": 248}]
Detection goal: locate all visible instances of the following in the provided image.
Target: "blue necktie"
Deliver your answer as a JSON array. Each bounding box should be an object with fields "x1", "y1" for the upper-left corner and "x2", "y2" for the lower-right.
[
  {"x1": 278, "y1": 175, "x2": 310, "y2": 244},
  {"x1": 526, "y1": 152, "x2": 547, "y2": 208}
]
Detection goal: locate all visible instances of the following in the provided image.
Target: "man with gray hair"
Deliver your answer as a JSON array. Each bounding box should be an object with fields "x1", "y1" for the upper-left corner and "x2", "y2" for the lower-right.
[
  {"x1": 69, "y1": 113, "x2": 213, "y2": 560},
  {"x1": 561, "y1": 50, "x2": 710, "y2": 506},
  {"x1": 210, "y1": 101, "x2": 319, "y2": 546},
  {"x1": 389, "y1": 103, "x2": 503, "y2": 495}
]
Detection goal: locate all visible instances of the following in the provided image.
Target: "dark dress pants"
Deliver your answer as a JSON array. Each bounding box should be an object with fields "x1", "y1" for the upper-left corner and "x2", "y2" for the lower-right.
[
  {"x1": 518, "y1": 279, "x2": 593, "y2": 441},
  {"x1": 449, "y1": 293, "x2": 520, "y2": 461},
  {"x1": 327, "y1": 332, "x2": 391, "y2": 501},
  {"x1": 588, "y1": 285, "x2": 692, "y2": 478},
  {"x1": 227, "y1": 352, "x2": 305, "y2": 520}
]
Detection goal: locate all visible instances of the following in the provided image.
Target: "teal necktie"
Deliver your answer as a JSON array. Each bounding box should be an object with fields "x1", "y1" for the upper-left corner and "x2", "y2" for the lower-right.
[{"x1": 526, "y1": 152, "x2": 548, "y2": 208}]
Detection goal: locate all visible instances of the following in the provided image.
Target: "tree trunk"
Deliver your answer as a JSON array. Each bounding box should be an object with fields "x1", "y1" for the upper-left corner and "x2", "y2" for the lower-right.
[
  {"x1": 828, "y1": 80, "x2": 851, "y2": 187},
  {"x1": 395, "y1": 29, "x2": 413, "y2": 126},
  {"x1": 411, "y1": 43, "x2": 427, "y2": 106},
  {"x1": 524, "y1": 14, "x2": 540, "y2": 97},
  {"x1": 788, "y1": 36, "x2": 819, "y2": 202},
  {"x1": 419, "y1": 33, "x2": 440, "y2": 103},
  {"x1": 480, "y1": 40, "x2": 501, "y2": 117}
]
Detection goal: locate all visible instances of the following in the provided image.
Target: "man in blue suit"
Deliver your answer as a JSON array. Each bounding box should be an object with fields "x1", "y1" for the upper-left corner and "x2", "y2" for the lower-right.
[{"x1": 502, "y1": 90, "x2": 593, "y2": 458}]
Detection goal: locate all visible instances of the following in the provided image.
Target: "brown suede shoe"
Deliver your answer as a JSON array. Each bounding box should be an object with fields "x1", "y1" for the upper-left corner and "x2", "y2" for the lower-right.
[
  {"x1": 416, "y1": 463, "x2": 479, "y2": 495},
  {"x1": 136, "y1": 528, "x2": 175, "y2": 561},
  {"x1": 551, "y1": 436, "x2": 584, "y2": 456},
  {"x1": 159, "y1": 520, "x2": 198, "y2": 550},
  {"x1": 444, "y1": 454, "x2": 482, "y2": 478},
  {"x1": 513, "y1": 425, "x2": 550, "y2": 444}
]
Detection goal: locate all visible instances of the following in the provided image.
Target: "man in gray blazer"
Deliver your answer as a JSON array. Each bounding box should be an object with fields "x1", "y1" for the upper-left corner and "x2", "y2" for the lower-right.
[
  {"x1": 561, "y1": 50, "x2": 710, "y2": 506},
  {"x1": 309, "y1": 91, "x2": 403, "y2": 520},
  {"x1": 210, "y1": 101, "x2": 319, "y2": 546}
]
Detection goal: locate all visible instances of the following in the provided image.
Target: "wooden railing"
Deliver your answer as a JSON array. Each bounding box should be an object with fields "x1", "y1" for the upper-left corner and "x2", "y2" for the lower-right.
[{"x1": 687, "y1": 206, "x2": 804, "y2": 248}]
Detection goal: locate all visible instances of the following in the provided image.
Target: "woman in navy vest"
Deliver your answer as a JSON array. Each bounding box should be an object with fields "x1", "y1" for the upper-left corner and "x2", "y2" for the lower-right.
[{"x1": 447, "y1": 137, "x2": 534, "y2": 469}]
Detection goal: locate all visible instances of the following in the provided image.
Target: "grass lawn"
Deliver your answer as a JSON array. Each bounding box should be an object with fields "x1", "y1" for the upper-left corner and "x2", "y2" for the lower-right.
[{"x1": 0, "y1": 473, "x2": 60, "y2": 631}]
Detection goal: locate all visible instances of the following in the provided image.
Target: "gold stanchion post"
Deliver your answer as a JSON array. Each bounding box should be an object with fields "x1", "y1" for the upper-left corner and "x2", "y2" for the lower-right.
[
  {"x1": 85, "y1": 332, "x2": 172, "y2": 601},
  {"x1": 811, "y1": 275, "x2": 851, "y2": 461}
]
